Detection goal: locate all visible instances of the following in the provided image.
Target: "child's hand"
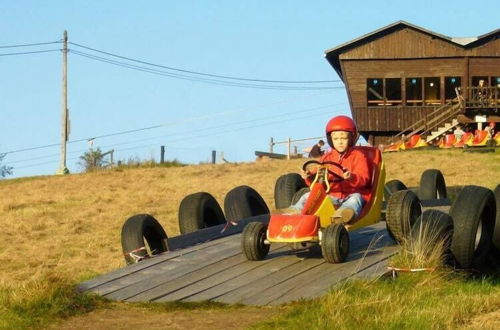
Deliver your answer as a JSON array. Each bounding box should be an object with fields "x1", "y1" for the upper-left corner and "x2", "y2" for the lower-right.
[{"x1": 343, "y1": 171, "x2": 352, "y2": 180}]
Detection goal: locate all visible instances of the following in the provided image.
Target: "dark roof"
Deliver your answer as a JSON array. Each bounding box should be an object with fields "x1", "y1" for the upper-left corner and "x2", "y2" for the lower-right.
[{"x1": 325, "y1": 20, "x2": 500, "y2": 80}]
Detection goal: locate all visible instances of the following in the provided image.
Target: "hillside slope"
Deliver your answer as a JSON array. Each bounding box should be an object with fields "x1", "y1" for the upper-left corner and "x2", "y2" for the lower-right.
[{"x1": 0, "y1": 149, "x2": 498, "y2": 286}]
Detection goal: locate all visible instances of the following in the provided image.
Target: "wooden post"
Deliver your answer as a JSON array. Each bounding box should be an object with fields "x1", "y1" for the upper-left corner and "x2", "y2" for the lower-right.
[
  {"x1": 57, "y1": 30, "x2": 69, "y2": 175},
  {"x1": 211, "y1": 150, "x2": 216, "y2": 164},
  {"x1": 269, "y1": 137, "x2": 274, "y2": 153},
  {"x1": 287, "y1": 137, "x2": 291, "y2": 160},
  {"x1": 160, "y1": 146, "x2": 165, "y2": 164},
  {"x1": 110, "y1": 149, "x2": 114, "y2": 165}
]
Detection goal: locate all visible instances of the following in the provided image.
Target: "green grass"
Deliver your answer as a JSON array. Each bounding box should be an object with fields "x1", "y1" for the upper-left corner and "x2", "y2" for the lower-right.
[
  {"x1": 252, "y1": 273, "x2": 500, "y2": 329},
  {"x1": 0, "y1": 274, "x2": 106, "y2": 329}
]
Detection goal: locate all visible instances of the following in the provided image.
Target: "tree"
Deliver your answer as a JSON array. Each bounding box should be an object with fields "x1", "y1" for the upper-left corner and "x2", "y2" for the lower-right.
[
  {"x1": 0, "y1": 153, "x2": 13, "y2": 178},
  {"x1": 79, "y1": 148, "x2": 105, "y2": 172}
]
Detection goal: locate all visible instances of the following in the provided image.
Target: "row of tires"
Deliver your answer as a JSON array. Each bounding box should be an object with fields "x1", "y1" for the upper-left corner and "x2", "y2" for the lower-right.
[
  {"x1": 121, "y1": 185, "x2": 271, "y2": 264},
  {"x1": 386, "y1": 184, "x2": 500, "y2": 269}
]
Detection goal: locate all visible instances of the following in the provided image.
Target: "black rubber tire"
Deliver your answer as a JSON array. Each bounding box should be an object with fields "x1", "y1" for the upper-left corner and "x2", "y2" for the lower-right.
[
  {"x1": 493, "y1": 184, "x2": 500, "y2": 251},
  {"x1": 291, "y1": 187, "x2": 310, "y2": 206},
  {"x1": 121, "y1": 214, "x2": 168, "y2": 265},
  {"x1": 386, "y1": 190, "x2": 422, "y2": 245},
  {"x1": 321, "y1": 224, "x2": 349, "y2": 263},
  {"x1": 419, "y1": 169, "x2": 447, "y2": 200},
  {"x1": 450, "y1": 185, "x2": 496, "y2": 269},
  {"x1": 241, "y1": 222, "x2": 270, "y2": 261},
  {"x1": 178, "y1": 192, "x2": 226, "y2": 234},
  {"x1": 411, "y1": 210, "x2": 454, "y2": 255},
  {"x1": 384, "y1": 179, "x2": 408, "y2": 201},
  {"x1": 224, "y1": 185, "x2": 270, "y2": 222},
  {"x1": 274, "y1": 173, "x2": 307, "y2": 209}
]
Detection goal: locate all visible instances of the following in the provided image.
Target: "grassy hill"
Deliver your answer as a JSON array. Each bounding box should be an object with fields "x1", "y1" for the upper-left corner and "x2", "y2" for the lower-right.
[{"x1": 0, "y1": 148, "x2": 499, "y2": 328}]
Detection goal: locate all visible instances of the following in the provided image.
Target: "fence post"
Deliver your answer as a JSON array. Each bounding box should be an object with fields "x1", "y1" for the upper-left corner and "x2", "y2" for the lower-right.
[
  {"x1": 269, "y1": 137, "x2": 274, "y2": 153},
  {"x1": 287, "y1": 137, "x2": 291, "y2": 160},
  {"x1": 211, "y1": 150, "x2": 216, "y2": 164},
  {"x1": 160, "y1": 146, "x2": 165, "y2": 164}
]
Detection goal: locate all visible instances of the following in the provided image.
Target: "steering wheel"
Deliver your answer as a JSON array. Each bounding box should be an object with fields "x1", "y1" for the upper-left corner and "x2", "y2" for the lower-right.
[{"x1": 301, "y1": 160, "x2": 347, "y2": 183}]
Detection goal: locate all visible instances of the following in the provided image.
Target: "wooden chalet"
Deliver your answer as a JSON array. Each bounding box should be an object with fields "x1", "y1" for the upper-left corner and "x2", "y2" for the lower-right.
[{"x1": 325, "y1": 21, "x2": 500, "y2": 145}]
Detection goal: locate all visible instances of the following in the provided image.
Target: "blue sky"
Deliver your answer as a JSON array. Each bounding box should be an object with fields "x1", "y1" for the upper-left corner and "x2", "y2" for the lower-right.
[{"x1": 1, "y1": 1, "x2": 499, "y2": 178}]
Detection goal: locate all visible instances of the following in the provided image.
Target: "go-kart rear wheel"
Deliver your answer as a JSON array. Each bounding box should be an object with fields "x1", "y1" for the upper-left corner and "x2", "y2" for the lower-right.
[
  {"x1": 384, "y1": 179, "x2": 408, "y2": 201},
  {"x1": 291, "y1": 187, "x2": 310, "y2": 206},
  {"x1": 321, "y1": 224, "x2": 349, "y2": 263},
  {"x1": 121, "y1": 214, "x2": 168, "y2": 265},
  {"x1": 450, "y1": 185, "x2": 496, "y2": 269},
  {"x1": 386, "y1": 190, "x2": 422, "y2": 245},
  {"x1": 274, "y1": 173, "x2": 306, "y2": 209},
  {"x1": 178, "y1": 192, "x2": 226, "y2": 234},
  {"x1": 419, "y1": 169, "x2": 447, "y2": 200},
  {"x1": 241, "y1": 222, "x2": 270, "y2": 261},
  {"x1": 224, "y1": 185, "x2": 269, "y2": 222}
]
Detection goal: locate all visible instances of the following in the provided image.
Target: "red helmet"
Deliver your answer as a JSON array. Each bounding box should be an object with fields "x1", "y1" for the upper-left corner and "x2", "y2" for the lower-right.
[{"x1": 325, "y1": 115, "x2": 359, "y2": 147}]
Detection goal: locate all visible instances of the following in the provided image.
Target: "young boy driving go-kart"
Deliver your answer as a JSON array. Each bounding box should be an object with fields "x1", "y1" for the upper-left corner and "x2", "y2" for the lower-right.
[{"x1": 287, "y1": 115, "x2": 371, "y2": 224}]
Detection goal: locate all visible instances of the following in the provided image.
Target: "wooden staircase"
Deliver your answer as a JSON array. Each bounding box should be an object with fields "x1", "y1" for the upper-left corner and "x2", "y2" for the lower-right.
[{"x1": 389, "y1": 98, "x2": 464, "y2": 144}]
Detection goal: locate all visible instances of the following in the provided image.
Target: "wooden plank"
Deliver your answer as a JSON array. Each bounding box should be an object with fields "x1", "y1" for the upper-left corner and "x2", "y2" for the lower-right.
[
  {"x1": 194, "y1": 227, "x2": 387, "y2": 304},
  {"x1": 255, "y1": 235, "x2": 397, "y2": 306},
  {"x1": 98, "y1": 238, "x2": 243, "y2": 298},
  {"x1": 79, "y1": 215, "x2": 269, "y2": 292},
  {"x1": 254, "y1": 151, "x2": 287, "y2": 159},
  {"x1": 167, "y1": 214, "x2": 269, "y2": 251},
  {"x1": 127, "y1": 243, "x2": 288, "y2": 302},
  {"x1": 213, "y1": 256, "x2": 326, "y2": 304},
  {"x1": 154, "y1": 247, "x2": 295, "y2": 302},
  {"x1": 240, "y1": 229, "x2": 394, "y2": 306},
  {"x1": 180, "y1": 255, "x2": 306, "y2": 303},
  {"x1": 78, "y1": 234, "x2": 238, "y2": 292}
]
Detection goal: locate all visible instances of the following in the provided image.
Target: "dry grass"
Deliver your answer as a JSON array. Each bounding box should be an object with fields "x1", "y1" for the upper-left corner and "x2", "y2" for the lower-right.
[
  {"x1": 0, "y1": 148, "x2": 498, "y2": 327},
  {"x1": 0, "y1": 149, "x2": 498, "y2": 288}
]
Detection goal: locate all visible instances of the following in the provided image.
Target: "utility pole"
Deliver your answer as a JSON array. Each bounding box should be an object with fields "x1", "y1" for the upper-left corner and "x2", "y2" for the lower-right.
[{"x1": 57, "y1": 30, "x2": 69, "y2": 174}]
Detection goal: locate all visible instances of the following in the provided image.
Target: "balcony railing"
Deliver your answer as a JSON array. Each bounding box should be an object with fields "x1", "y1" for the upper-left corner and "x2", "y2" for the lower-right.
[{"x1": 458, "y1": 86, "x2": 500, "y2": 109}]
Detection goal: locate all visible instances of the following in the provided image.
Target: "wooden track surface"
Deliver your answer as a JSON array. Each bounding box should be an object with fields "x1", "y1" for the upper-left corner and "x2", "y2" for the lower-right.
[{"x1": 79, "y1": 219, "x2": 398, "y2": 306}]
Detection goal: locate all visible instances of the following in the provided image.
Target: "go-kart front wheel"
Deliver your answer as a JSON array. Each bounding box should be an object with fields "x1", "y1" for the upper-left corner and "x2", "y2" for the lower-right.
[
  {"x1": 241, "y1": 222, "x2": 270, "y2": 261},
  {"x1": 321, "y1": 224, "x2": 349, "y2": 263}
]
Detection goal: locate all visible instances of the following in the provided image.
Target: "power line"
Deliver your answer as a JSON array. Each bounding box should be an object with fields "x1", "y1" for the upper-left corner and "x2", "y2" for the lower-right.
[
  {"x1": 69, "y1": 41, "x2": 340, "y2": 84},
  {"x1": 0, "y1": 41, "x2": 61, "y2": 49},
  {"x1": 0, "y1": 49, "x2": 61, "y2": 57},
  {"x1": 69, "y1": 49, "x2": 342, "y2": 90},
  {"x1": 4, "y1": 102, "x2": 347, "y2": 167}
]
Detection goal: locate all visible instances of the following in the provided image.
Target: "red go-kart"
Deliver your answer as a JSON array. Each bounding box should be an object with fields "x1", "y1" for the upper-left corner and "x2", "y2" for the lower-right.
[{"x1": 241, "y1": 146, "x2": 386, "y2": 263}]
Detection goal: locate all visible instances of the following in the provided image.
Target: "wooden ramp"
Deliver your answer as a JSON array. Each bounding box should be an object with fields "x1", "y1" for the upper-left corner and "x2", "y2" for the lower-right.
[{"x1": 78, "y1": 219, "x2": 397, "y2": 306}]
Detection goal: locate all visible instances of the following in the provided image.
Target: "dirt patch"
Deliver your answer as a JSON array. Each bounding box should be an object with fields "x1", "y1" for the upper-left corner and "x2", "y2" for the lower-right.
[
  {"x1": 51, "y1": 305, "x2": 282, "y2": 330},
  {"x1": 462, "y1": 310, "x2": 500, "y2": 329}
]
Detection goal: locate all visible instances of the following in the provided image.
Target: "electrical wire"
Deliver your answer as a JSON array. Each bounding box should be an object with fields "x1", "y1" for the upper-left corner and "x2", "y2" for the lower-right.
[
  {"x1": 0, "y1": 49, "x2": 61, "y2": 56},
  {"x1": 0, "y1": 41, "x2": 61, "y2": 49},
  {"x1": 4, "y1": 104, "x2": 346, "y2": 169},
  {"x1": 69, "y1": 49, "x2": 342, "y2": 90},
  {"x1": 69, "y1": 41, "x2": 340, "y2": 84}
]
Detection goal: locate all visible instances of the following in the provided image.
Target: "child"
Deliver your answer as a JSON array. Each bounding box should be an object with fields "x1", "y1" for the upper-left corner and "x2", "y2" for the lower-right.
[{"x1": 289, "y1": 115, "x2": 371, "y2": 224}]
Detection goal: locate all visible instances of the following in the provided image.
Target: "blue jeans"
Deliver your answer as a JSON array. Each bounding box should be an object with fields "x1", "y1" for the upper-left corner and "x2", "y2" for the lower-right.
[{"x1": 291, "y1": 192, "x2": 365, "y2": 218}]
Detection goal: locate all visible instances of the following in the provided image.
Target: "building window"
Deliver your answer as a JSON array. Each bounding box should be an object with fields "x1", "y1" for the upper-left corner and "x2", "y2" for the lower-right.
[
  {"x1": 424, "y1": 77, "x2": 441, "y2": 105},
  {"x1": 385, "y1": 78, "x2": 402, "y2": 106},
  {"x1": 367, "y1": 78, "x2": 384, "y2": 105},
  {"x1": 406, "y1": 78, "x2": 422, "y2": 106},
  {"x1": 491, "y1": 77, "x2": 500, "y2": 88},
  {"x1": 445, "y1": 77, "x2": 461, "y2": 100},
  {"x1": 472, "y1": 76, "x2": 489, "y2": 87}
]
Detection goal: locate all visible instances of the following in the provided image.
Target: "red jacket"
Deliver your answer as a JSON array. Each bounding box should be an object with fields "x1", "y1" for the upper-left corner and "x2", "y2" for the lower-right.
[{"x1": 306, "y1": 147, "x2": 371, "y2": 201}]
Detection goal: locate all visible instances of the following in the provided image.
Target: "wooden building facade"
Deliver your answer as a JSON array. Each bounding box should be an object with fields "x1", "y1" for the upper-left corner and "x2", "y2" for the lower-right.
[{"x1": 325, "y1": 21, "x2": 500, "y2": 145}]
